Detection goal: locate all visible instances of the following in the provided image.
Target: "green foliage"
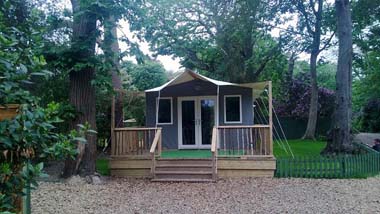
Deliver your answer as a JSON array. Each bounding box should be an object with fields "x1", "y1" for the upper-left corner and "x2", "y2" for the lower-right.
[
  {"x1": 123, "y1": 95, "x2": 146, "y2": 126},
  {"x1": 0, "y1": 1, "x2": 95, "y2": 212},
  {"x1": 96, "y1": 159, "x2": 110, "y2": 176},
  {"x1": 316, "y1": 62, "x2": 336, "y2": 90},
  {"x1": 350, "y1": 0, "x2": 380, "y2": 131},
  {"x1": 0, "y1": 103, "x2": 94, "y2": 212},
  {"x1": 293, "y1": 60, "x2": 337, "y2": 90},
  {"x1": 116, "y1": 60, "x2": 168, "y2": 127},
  {"x1": 141, "y1": 0, "x2": 284, "y2": 82},
  {"x1": 122, "y1": 60, "x2": 168, "y2": 91},
  {"x1": 352, "y1": 51, "x2": 380, "y2": 112},
  {"x1": 356, "y1": 99, "x2": 380, "y2": 132}
]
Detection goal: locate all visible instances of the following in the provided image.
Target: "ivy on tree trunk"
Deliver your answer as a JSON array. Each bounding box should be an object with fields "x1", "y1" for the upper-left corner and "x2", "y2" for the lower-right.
[
  {"x1": 104, "y1": 15, "x2": 124, "y2": 129},
  {"x1": 62, "y1": 0, "x2": 98, "y2": 177}
]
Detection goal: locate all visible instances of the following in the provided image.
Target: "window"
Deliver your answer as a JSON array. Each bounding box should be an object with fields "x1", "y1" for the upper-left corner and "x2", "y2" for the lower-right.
[
  {"x1": 224, "y1": 95, "x2": 242, "y2": 123},
  {"x1": 157, "y1": 98, "x2": 172, "y2": 124}
]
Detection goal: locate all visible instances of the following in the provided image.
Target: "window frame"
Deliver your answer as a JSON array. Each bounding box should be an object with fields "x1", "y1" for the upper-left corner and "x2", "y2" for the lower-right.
[
  {"x1": 156, "y1": 97, "x2": 173, "y2": 125},
  {"x1": 224, "y1": 95, "x2": 242, "y2": 124}
]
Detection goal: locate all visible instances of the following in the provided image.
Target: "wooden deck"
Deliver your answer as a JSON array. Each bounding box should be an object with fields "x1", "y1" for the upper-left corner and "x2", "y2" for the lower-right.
[
  {"x1": 109, "y1": 125, "x2": 276, "y2": 181},
  {"x1": 110, "y1": 155, "x2": 276, "y2": 178}
]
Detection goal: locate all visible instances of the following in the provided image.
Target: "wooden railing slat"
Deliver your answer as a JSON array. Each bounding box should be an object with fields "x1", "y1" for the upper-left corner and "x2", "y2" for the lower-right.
[
  {"x1": 215, "y1": 125, "x2": 272, "y2": 158},
  {"x1": 112, "y1": 127, "x2": 161, "y2": 157}
]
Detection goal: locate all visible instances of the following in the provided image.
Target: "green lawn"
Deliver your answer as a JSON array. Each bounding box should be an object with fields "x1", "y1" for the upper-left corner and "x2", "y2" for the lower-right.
[
  {"x1": 160, "y1": 140, "x2": 327, "y2": 159},
  {"x1": 274, "y1": 139, "x2": 326, "y2": 157},
  {"x1": 162, "y1": 150, "x2": 212, "y2": 158},
  {"x1": 96, "y1": 158, "x2": 110, "y2": 176}
]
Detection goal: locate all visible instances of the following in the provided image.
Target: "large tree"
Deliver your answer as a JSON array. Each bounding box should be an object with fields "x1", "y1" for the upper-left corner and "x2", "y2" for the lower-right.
[
  {"x1": 286, "y1": 0, "x2": 335, "y2": 139},
  {"x1": 62, "y1": 0, "x2": 98, "y2": 177},
  {"x1": 142, "y1": 0, "x2": 283, "y2": 82},
  {"x1": 323, "y1": 0, "x2": 353, "y2": 153}
]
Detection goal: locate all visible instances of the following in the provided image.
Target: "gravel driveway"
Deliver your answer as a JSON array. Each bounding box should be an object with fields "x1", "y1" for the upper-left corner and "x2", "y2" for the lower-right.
[{"x1": 31, "y1": 176, "x2": 380, "y2": 214}]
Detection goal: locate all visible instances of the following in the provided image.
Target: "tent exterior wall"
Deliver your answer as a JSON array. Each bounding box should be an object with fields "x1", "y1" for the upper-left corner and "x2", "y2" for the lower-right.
[{"x1": 145, "y1": 79, "x2": 254, "y2": 149}]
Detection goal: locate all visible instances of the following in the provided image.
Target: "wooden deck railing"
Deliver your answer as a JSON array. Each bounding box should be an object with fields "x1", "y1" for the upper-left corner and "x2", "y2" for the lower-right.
[
  {"x1": 216, "y1": 125, "x2": 272, "y2": 157},
  {"x1": 149, "y1": 128, "x2": 162, "y2": 177},
  {"x1": 211, "y1": 127, "x2": 218, "y2": 180},
  {"x1": 111, "y1": 127, "x2": 161, "y2": 157}
]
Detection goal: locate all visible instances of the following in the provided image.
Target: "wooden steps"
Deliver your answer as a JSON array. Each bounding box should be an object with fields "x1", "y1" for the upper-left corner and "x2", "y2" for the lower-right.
[{"x1": 152, "y1": 158, "x2": 215, "y2": 182}]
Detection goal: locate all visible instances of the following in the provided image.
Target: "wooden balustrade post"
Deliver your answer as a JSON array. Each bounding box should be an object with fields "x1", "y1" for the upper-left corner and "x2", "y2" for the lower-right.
[
  {"x1": 211, "y1": 127, "x2": 218, "y2": 181},
  {"x1": 158, "y1": 128, "x2": 162, "y2": 157}
]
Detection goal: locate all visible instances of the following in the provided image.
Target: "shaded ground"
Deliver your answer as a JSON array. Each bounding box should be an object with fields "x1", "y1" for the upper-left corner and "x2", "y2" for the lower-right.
[{"x1": 32, "y1": 177, "x2": 380, "y2": 214}]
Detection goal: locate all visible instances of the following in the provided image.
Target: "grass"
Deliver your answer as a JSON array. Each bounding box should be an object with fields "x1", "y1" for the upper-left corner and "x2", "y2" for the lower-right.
[
  {"x1": 274, "y1": 139, "x2": 326, "y2": 158},
  {"x1": 162, "y1": 150, "x2": 212, "y2": 158},
  {"x1": 96, "y1": 159, "x2": 110, "y2": 176},
  {"x1": 161, "y1": 139, "x2": 327, "y2": 159}
]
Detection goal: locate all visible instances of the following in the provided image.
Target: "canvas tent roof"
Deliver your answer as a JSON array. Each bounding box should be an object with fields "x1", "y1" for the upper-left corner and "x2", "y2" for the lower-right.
[{"x1": 145, "y1": 69, "x2": 268, "y2": 98}]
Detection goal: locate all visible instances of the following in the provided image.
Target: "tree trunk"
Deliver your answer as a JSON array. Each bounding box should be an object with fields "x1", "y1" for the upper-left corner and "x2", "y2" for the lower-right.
[
  {"x1": 283, "y1": 52, "x2": 296, "y2": 100},
  {"x1": 303, "y1": 0, "x2": 323, "y2": 140},
  {"x1": 62, "y1": 0, "x2": 97, "y2": 177},
  {"x1": 104, "y1": 16, "x2": 124, "y2": 128},
  {"x1": 303, "y1": 52, "x2": 319, "y2": 139},
  {"x1": 323, "y1": 0, "x2": 353, "y2": 153}
]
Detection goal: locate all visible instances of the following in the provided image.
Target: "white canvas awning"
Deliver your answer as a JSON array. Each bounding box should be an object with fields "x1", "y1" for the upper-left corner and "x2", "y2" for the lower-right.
[{"x1": 145, "y1": 69, "x2": 268, "y2": 97}]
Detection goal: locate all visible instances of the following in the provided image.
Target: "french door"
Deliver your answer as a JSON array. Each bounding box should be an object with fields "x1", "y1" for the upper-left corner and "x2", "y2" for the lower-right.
[{"x1": 178, "y1": 96, "x2": 216, "y2": 149}]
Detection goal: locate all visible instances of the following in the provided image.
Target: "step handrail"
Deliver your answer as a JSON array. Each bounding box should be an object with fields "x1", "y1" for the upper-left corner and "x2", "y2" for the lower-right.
[
  {"x1": 211, "y1": 127, "x2": 218, "y2": 180},
  {"x1": 150, "y1": 128, "x2": 162, "y2": 178}
]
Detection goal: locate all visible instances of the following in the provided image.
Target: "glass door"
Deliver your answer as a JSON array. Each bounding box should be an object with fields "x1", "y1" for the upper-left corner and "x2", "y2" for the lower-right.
[
  {"x1": 181, "y1": 99, "x2": 196, "y2": 146},
  {"x1": 199, "y1": 98, "x2": 216, "y2": 148},
  {"x1": 178, "y1": 96, "x2": 216, "y2": 149}
]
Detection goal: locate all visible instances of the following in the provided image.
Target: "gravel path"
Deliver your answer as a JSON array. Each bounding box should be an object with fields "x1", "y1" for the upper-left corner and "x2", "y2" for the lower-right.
[{"x1": 32, "y1": 177, "x2": 380, "y2": 214}]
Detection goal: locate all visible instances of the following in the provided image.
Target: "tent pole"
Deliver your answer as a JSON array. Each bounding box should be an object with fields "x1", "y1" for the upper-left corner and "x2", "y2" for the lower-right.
[
  {"x1": 216, "y1": 85, "x2": 220, "y2": 149},
  {"x1": 155, "y1": 90, "x2": 161, "y2": 128},
  {"x1": 216, "y1": 85, "x2": 220, "y2": 127},
  {"x1": 268, "y1": 81, "x2": 273, "y2": 155}
]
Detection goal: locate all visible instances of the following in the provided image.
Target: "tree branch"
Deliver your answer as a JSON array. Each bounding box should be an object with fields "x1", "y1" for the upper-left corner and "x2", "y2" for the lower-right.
[
  {"x1": 295, "y1": 0, "x2": 315, "y2": 35},
  {"x1": 318, "y1": 31, "x2": 336, "y2": 53}
]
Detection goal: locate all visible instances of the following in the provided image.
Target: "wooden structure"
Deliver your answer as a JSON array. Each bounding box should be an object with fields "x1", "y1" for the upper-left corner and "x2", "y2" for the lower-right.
[
  {"x1": 110, "y1": 73, "x2": 276, "y2": 182},
  {"x1": 110, "y1": 125, "x2": 275, "y2": 181},
  {"x1": 0, "y1": 104, "x2": 20, "y2": 121}
]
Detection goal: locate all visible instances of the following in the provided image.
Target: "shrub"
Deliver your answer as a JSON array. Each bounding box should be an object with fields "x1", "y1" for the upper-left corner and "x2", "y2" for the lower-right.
[
  {"x1": 275, "y1": 74, "x2": 335, "y2": 119},
  {"x1": 358, "y1": 98, "x2": 380, "y2": 132}
]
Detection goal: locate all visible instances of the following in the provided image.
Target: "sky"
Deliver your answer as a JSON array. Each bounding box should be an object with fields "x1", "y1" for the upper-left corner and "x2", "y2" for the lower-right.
[{"x1": 118, "y1": 20, "x2": 182, "y2": 72}]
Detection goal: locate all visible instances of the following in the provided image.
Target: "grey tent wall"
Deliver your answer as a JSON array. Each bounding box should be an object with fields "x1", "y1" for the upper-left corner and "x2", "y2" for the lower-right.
[{"x1": 145, "y1": 79, "x2": 254, "y2": 149}]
